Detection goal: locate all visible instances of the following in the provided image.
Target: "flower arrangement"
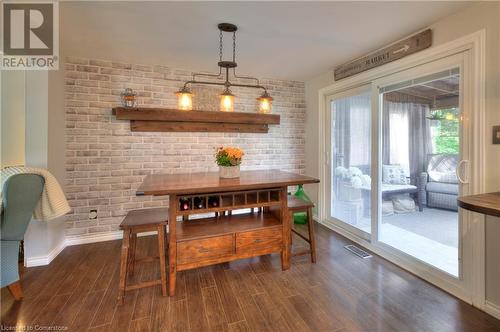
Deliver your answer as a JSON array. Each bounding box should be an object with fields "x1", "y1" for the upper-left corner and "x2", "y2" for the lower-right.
[
  {"x1": 215, "y1": 146, "x2": 244, "y2": 178},
  {"x1": 334, "y1": 166, "x2": 370, "y2": 188},
  {"x1": 215, "y1": 146, "x2": 244, "y2": 166}
]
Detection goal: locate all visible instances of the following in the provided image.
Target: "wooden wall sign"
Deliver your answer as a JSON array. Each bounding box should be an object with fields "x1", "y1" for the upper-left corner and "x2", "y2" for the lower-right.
[{"x1": 334, "y1": 29, "x2": 432, "y2": 81}]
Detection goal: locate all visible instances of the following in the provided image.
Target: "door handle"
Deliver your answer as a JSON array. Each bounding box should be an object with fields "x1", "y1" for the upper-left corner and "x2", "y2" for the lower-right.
[{"x1": 456, "y1": 159, "x2": 469, "y2": 184}]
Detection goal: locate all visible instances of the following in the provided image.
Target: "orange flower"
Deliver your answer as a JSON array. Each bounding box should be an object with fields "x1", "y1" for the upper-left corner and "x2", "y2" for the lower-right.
[
  {"x1": 214, "y1": 146, "x2": 244, "y2": 166},
  {"x1": 225, "y1": 147, "x2": 244, "y2": 159}
]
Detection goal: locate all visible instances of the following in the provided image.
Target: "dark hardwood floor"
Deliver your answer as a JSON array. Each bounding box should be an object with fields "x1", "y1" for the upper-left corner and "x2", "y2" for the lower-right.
[{"x1": 2, "y1": 223, "x2": 500, "y2": 332}]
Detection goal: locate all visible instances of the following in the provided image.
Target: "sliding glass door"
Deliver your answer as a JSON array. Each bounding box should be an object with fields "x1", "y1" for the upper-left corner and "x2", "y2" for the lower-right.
[
  {"x1": 377, "y1": 68, "x2": 462, "y2": 277},
  {"x1": 327, "y1": 86, "x2": 372, "y2": 239},
  {"x1": 325, "y1": 52, "x2": 473, "y2": 298}
]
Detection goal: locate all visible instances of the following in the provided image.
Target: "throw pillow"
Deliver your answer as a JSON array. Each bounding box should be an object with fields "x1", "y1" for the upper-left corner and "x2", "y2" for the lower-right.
[
  {"x1": 392, "y1": 194, "x2": 416, "y2": 213},
  {"x1": 427, "y1": 154, "x2": 459, "y2": 184},
  {"x1": 382, "y1": 165, "x2": 408, "y2": 185}
]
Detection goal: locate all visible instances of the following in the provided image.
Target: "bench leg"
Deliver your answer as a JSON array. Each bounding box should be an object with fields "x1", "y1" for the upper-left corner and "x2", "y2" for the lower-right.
[
  {"x1": 158, "y1": 225, "x2": 167, "y2": 297},
  {"x1": 280, "y1": 188, "x2": 290, "y2": 271},
  {"x1": 169, "y1": 262, "x2": 177, "y2": 296},
  {"x1": 118, "y1": 229, "x2": 131, "y2": 304},
  {"x1": 7, "y1": 281, "x2": 23, "y2": 301},
  {"x1": 128, "y1": 233, "x2": 137, "y2": 276},
  {"x1": 307, "y1": 207, "x2": 317, "y2": 263}
]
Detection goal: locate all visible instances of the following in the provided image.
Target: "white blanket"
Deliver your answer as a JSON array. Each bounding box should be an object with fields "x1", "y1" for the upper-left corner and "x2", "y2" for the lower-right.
[{"x1": 1, "y1": 167, "x2": 71, "y2": 221}]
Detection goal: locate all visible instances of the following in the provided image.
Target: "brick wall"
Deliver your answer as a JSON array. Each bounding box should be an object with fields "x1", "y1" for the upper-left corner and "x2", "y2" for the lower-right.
[{"x1": 64, "y1": 57, "x2": 306, "y2": 237}]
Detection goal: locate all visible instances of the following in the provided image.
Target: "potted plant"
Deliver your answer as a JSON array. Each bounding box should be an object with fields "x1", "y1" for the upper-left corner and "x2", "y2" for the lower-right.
[{"x1": 215, "y1": 146, "x2": 244, "y2": 178}]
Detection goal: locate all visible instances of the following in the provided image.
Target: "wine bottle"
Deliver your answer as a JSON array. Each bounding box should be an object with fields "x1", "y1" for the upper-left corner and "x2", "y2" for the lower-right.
[
  {"x1": 194, "y1": 196, "x2": 205, "y2": 209},
  {"x1": 179, "y1": 198, "x2": 191, "y2": 211},
  {"x1": 208, "y1": 196, "x2": 219, "y2": 208}
]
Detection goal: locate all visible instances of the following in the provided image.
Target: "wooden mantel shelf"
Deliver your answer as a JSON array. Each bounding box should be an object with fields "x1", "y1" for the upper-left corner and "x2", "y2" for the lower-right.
[{"x1": 112, "y1": 107, "x2": 280, "y2": 133}]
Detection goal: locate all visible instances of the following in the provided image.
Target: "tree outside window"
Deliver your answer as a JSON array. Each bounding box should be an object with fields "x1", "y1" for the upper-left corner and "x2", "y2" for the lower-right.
[{"x1": 430, "y1": 108, "x2": 460, "y2": 154}]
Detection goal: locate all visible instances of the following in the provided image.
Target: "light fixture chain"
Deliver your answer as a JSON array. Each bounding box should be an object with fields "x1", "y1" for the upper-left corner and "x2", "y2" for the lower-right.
[
  {"x1": 232, "y1": 32, "x2": 236, "y2": 63},
  {"x1": 219, "y1": 30, "x2": 223, "y2": 62}
]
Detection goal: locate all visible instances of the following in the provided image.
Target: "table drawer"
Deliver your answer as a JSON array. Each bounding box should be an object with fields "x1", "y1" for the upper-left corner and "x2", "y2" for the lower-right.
[
  {"x1": 177, "y1": 235, "x2": 234, "y2": 264},
  {"x1": 236, "y1": 227, "x2": 282, "y2": 255}
]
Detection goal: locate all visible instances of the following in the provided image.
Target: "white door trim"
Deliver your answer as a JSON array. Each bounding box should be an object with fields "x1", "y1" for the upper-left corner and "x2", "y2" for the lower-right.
[{"x1": 318, "y1": 29, "x2": 486, "y2": 310}]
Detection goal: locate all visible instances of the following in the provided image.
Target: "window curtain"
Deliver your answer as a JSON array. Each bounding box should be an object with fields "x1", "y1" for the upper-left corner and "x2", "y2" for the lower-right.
[
  {"x1": 382, "y1": 95, "x2": 432, "y2": 184},
  {"x1": 332, "y1": 92, "x2": 371, "y2": 168}
]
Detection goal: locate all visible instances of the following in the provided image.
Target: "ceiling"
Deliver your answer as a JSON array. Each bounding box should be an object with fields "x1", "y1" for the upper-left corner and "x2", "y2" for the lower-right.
[
  {"x1": 386, "y1": 74, "x2": 460, "y2": 109},
  {"x1": 399, "y1": 75, "x2": 459, "y2": 100},
  {"x1": 60, "y1": 1, "x2": 471, "y2": 81}
]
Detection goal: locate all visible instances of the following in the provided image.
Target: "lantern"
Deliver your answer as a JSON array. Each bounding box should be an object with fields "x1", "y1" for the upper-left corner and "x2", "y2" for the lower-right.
[
  {"x1": 176, "y1": 87, "x2": 193, "y2": 111},
  {"x1": 121, "y1": 88, "x2": 137, "y2": 108},
  {"x1": 257, "y1": 91, "x2": 273, "y2": 113},
  {"x1": 220, "y1": 88, "x2": 235, "y2": 112}
]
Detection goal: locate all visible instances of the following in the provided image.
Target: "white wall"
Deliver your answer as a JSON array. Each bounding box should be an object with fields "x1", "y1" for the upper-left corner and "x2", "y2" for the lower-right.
[
  {"x1": 304, "y1": 0, "x2": 500, "y2": 312},
  {"x1": 22, "y1": 71, "x2": 66, "y2": 267},
  {"x1": 430, "y1": 2, "x2": 500, "y2": 193},
  {"x1": 304, "y1": 71, "x2": 332, "y2": 204},
  {"x1": 1, "y1": 71, "x2": 26, "y2": 168}
]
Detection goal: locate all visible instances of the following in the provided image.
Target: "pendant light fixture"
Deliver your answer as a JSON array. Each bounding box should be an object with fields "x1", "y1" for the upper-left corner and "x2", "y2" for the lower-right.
[
  {"x1": 220, "y1": 88, "x2": 235, "y2": 112},
  {"x1": 256, "y1": 90, "x2": 273, "y2": 114},
  {"x1": 175, "y1": 23, "x2": 273, "y2": 113},
  {"x1": 176, "y1": 86, "x2": 193, "y2": 111}
]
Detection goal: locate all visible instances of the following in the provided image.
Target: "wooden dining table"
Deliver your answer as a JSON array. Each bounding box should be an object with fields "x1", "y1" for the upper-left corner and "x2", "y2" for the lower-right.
[
  {"x1": 136, "y1": 170, "x2": 319, "y2": 296},
  {"x1": 457, "y1": 192, "x2": 500, "y2": 217}
]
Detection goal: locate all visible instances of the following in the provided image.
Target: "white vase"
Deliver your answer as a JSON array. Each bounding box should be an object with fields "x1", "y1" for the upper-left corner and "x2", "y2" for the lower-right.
[{"x1": 219, "y1": 165, "x2": 240, "y2": 179}]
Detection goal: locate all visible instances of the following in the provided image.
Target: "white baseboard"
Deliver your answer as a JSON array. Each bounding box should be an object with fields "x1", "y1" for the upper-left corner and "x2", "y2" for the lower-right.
[
  {"x1": 25, "y1": 230, "x2": 157, "y2": 267},
  {"x1": 25, "y1": 240, "x2": 66, "y2": 267},
  {"x1": 484, "y1": 301, "x2": 500, "y2": 320},
  {"x1": 65, "y1": 229, "x2": 158, "y2": 246},
  {"x1": 65, "y1": 230, "x2": 124, "y2": 246}
]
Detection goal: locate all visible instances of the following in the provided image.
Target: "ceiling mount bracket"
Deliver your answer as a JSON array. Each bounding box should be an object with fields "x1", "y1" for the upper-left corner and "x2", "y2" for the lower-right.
[
  {"x1": 218, "y1": 23, "x2": 238, "y2": 32},
  {"x1": 218, "y1": 61, "x2": 237, "y2": 68}
]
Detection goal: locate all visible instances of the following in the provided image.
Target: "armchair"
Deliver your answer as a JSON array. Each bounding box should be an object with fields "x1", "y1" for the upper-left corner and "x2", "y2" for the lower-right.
[
  {"x1": 420, "y1": 154, "x2": 459, "y2": 211},
  {"x1": 1, "y1": 174, "x2": 44, "y2": 300}
]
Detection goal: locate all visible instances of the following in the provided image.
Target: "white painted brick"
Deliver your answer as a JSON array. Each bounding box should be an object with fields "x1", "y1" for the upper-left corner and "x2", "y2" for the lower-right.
[{"x1": 65, "y1": 56, "x2": 306, "y2": 237}]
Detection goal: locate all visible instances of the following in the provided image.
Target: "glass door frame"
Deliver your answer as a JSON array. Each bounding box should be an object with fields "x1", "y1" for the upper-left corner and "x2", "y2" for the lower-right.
[
  {"x1": 370, "y1": 52, "x2": 473, "y2": 298},
  {"x1": 322, "y1": 51, "x2": 476, "y2": 302},
  {"x1": 325, "y1": 84, "x2": 373, "y2": 241},
  {"x1": 319, "y1": 31, "x2": 486, "y2": 307}
]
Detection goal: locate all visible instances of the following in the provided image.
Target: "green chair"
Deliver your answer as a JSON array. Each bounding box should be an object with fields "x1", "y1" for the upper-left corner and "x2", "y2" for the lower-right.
[{"x1": 1, "y1": 174, "x2": 44, "y2": 300}]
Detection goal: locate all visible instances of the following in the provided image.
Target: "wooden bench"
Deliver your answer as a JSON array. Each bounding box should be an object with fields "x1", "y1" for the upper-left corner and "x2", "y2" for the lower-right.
[
  {"x1": 288, "y1": 196, "x2": 316, "y2": 263},
  {"x1": 118, "y1": 207, "x2": 169, "y2": 304}
]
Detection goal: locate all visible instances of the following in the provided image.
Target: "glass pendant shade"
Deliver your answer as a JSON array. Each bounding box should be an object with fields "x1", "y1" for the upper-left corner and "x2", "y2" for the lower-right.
[
  {"x1": 176, "y1": 88, "x2": 193, "y2": 111},
  {"x1": 220, "y1": 89, "x2": 235, "y2": 112},
  {"x1": 257, "y1": 91, "x2": 273, "y2": 113}
]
